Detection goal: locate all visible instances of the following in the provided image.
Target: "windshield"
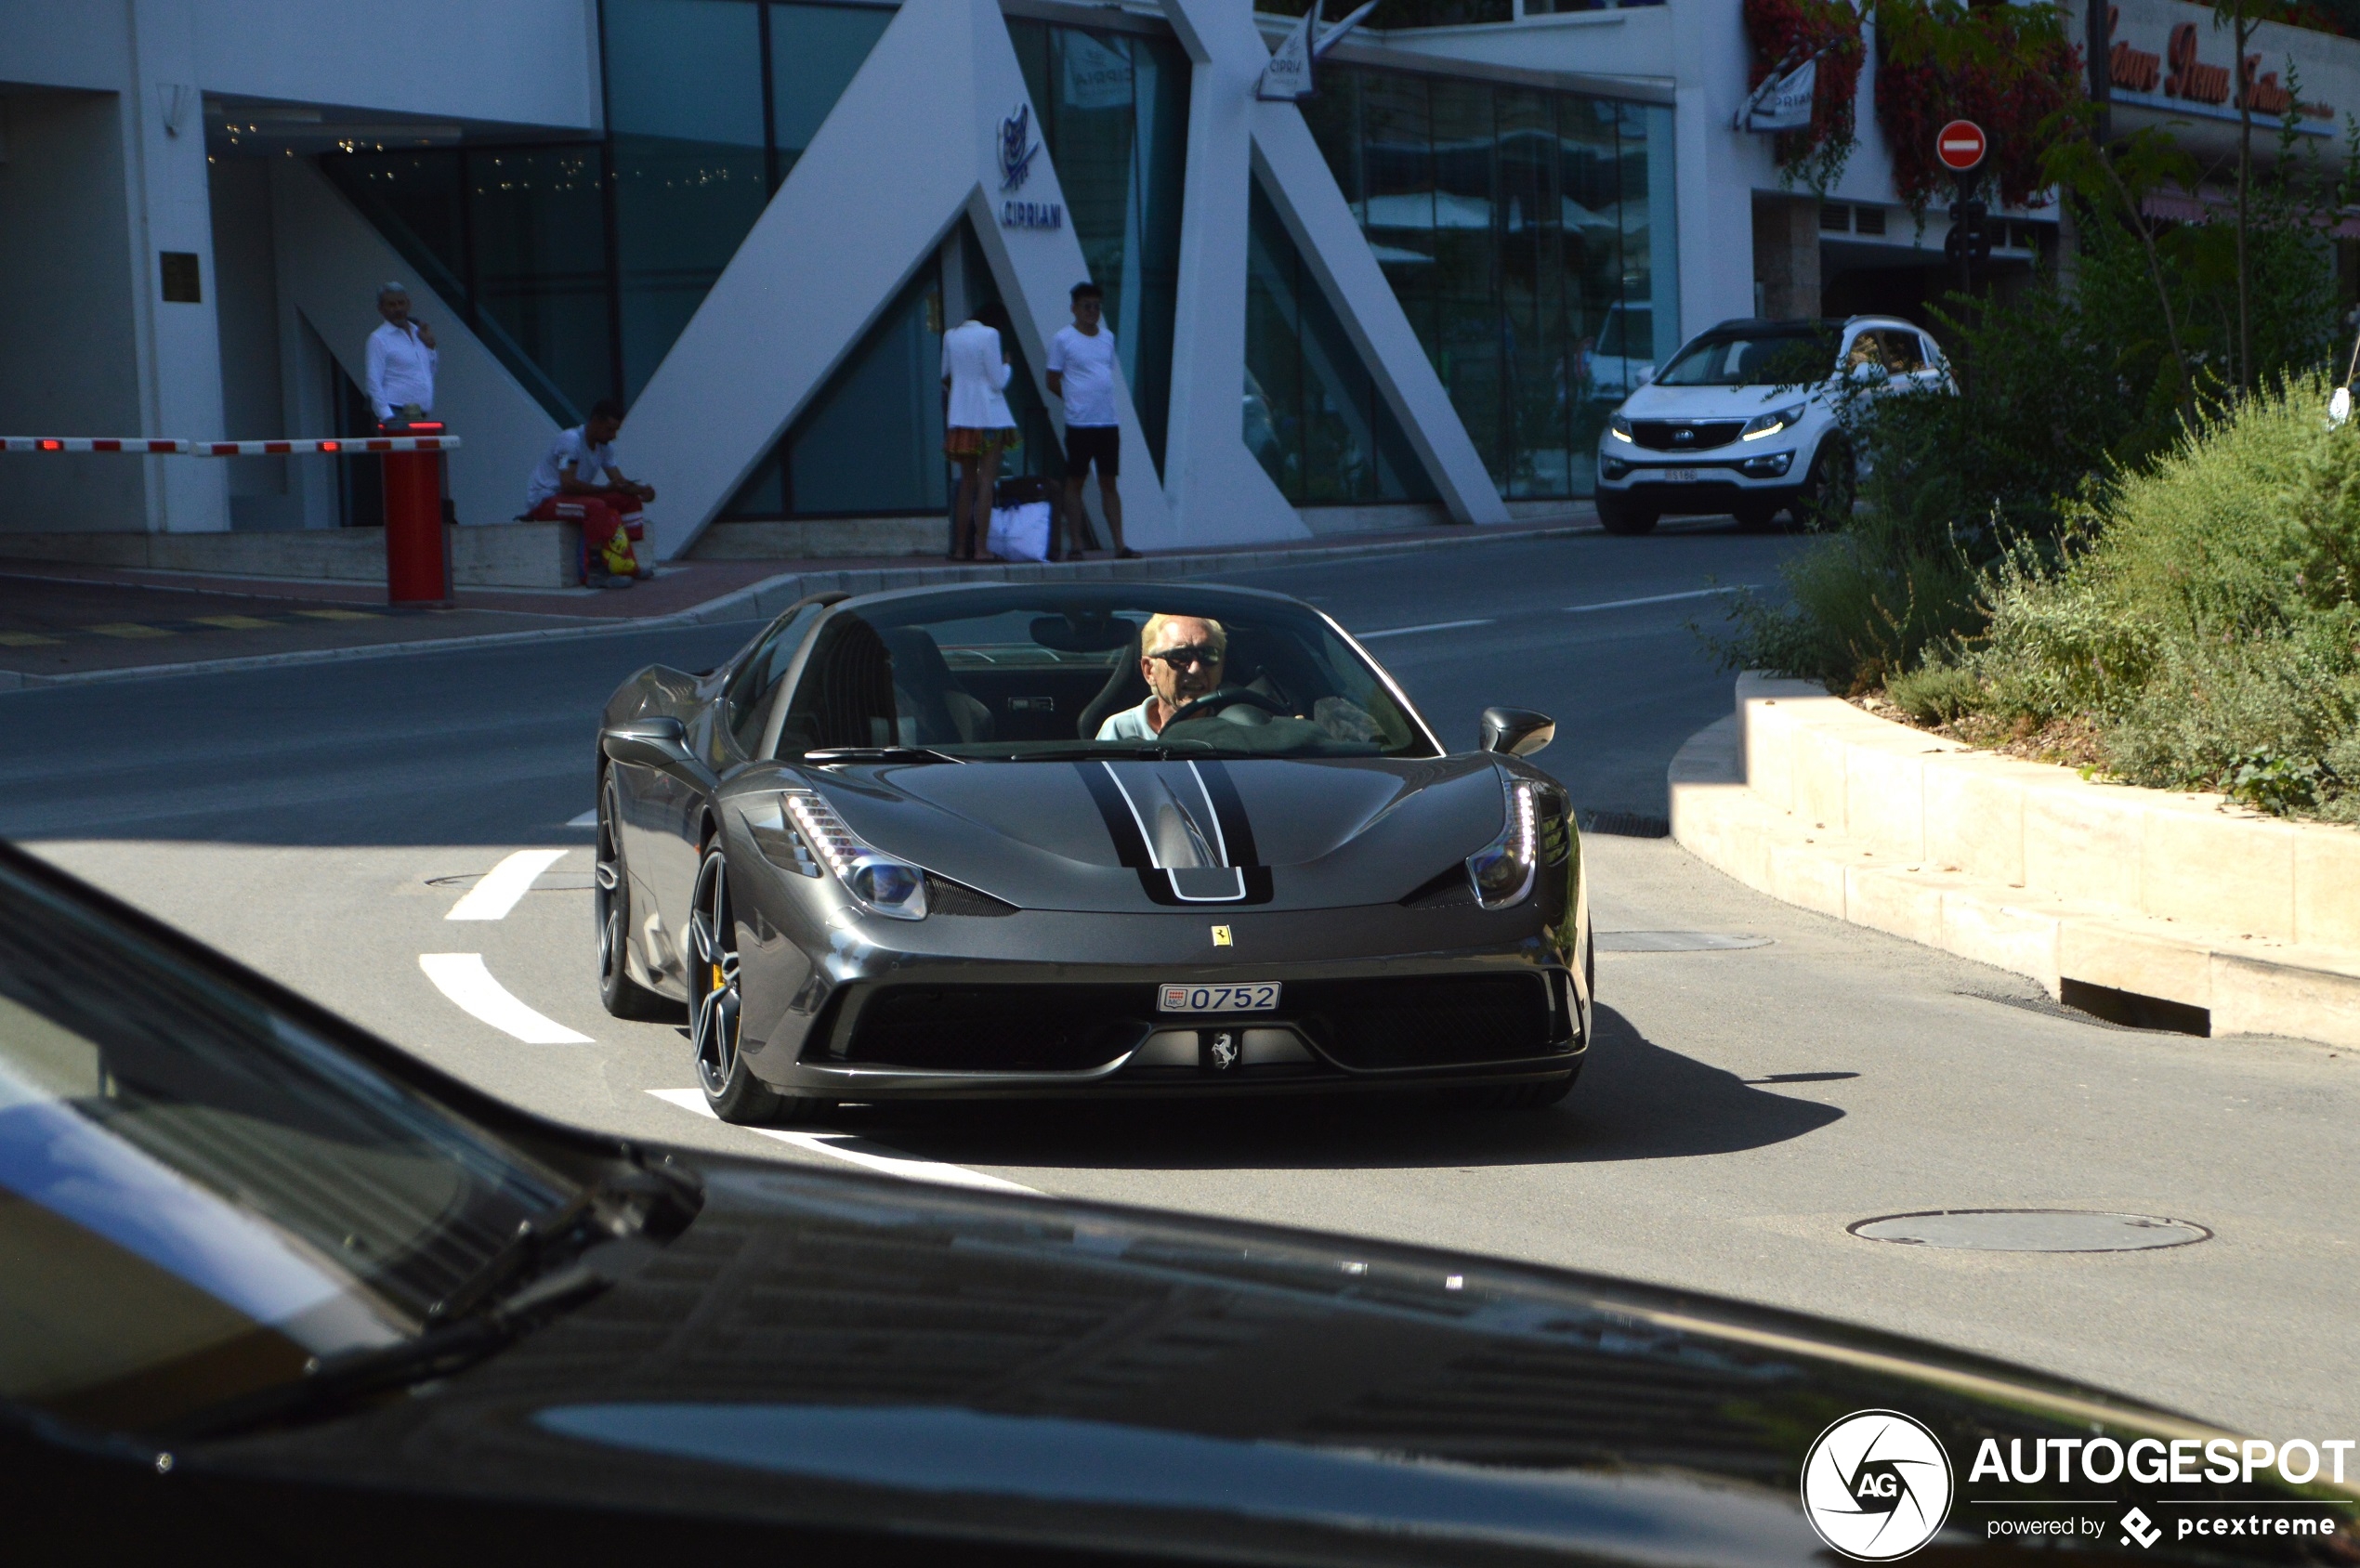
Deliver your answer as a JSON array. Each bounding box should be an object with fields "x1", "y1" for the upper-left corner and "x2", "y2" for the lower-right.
[
  {"x1": 1655, "y1": 327, "x2": 1835, "y2": 388},
  {"x1": 774, "y1": 587, "x2": 1438, "y2": 762},
  {"x1": 0, "y1": 859, "x2": 578, "y2": 1431}
]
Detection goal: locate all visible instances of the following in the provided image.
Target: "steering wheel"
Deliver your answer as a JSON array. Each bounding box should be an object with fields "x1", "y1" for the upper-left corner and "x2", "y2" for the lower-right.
[{"x1": 1163, "y1": 687, "x2": 1291, "y2": 726}]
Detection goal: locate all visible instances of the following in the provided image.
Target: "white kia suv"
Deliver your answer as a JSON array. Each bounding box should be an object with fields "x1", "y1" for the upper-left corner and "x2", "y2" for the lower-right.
[{"x1": 1593, "y1": 315, "x2": 1950, "y2": 535}]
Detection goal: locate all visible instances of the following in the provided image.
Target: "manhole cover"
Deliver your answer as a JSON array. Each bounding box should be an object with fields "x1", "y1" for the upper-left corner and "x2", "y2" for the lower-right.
[
  {"x1": 1594, "y1": 931, "x2": 1772, "y2": 952},
  {"x1": 1848, "y1": 1209, "x2": 2211, "y2": 1253}
]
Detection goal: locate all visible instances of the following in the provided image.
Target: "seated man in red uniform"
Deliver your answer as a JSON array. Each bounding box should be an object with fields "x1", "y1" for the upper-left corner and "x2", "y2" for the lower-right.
[{"x1": 526, "y1": 399, "x2": 657, "y2": 588}]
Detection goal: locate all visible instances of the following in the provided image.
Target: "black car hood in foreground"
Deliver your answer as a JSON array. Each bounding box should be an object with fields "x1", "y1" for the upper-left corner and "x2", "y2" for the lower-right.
[
  {"x1": 164, "y1": 1159, "x2": 2350, "y2": 1567},
  {"x1": 794, "y1": 754, "x2": 1512, "y2": 912}
]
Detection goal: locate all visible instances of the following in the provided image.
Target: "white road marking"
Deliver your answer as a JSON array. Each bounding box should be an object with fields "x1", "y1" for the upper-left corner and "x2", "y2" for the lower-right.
[
  {"x1": 445, "y1": 848, "x2": 570, "y2": 921},
  {"x1": 567, "y1": 809, "x2": 598, "y2": 829},
  {"x1": 1566, "y1": 585, "x2": 1757, "y2": 613},
  {"x1": 647, "y1": 1089, "x2": 1039, "y2": 1195},
  {"x1": 1357, "y1": 617, "x2": 1494, "y2": 640},
  {"x1": 419, "y1": 953, "x2": 593, "y2": 1044}
]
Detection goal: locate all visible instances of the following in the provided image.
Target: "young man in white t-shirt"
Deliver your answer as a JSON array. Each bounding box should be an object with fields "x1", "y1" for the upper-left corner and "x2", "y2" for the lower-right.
[
  {"x1": 1044, "y1": 281, "x2": 1138, "y2": 561},
  {"x1": 525, "y1": 399, "x2": 659, "y2": 588}
]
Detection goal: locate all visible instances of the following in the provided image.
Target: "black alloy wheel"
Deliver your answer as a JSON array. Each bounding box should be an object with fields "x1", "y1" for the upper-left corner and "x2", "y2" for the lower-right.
[
  {"x1": 596, "y1": 773, "x2": 675, "y2": 1021},
  {"x1": 1596, "y1": 492, "x2": 1659, "y2": 536},
  {"x1": 689, "y1": 844, "x2": 831, "y2": 1126}
]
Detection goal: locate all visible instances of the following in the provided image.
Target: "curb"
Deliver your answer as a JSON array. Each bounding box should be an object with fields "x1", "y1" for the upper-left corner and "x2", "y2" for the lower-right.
[
  {"x1": 1666, "y1": 676, "x2": 2360, "y2": 1050},
  {"x1": 0, "y1": 520, "x2": 1597, "y2": 692}
]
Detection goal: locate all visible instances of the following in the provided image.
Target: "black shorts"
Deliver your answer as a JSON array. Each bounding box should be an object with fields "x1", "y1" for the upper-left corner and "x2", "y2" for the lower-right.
[{"x1": 1063, "y1": 425, "x2": 1120, "y2": 477}]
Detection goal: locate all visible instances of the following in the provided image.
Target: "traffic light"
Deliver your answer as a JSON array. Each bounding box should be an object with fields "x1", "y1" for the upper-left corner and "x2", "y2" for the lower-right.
[{"x1": 1944, "y1": 197, "x2": 1991, "y2": 268}]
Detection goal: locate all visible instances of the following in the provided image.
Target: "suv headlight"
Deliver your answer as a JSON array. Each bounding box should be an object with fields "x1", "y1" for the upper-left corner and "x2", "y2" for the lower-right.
[
  {"x1": 779, "y1": 788, "x2": 929, "y2": 920},
  {"x1": 1606, "y1": 412, "x2": 1634, "y2": 443},
  {"x1": 1466, "y1": 777, "x2": 1541, "y2": 909},
  {"x1": 1741, "y1": 403, "x2": 1805, "y2": 441}
]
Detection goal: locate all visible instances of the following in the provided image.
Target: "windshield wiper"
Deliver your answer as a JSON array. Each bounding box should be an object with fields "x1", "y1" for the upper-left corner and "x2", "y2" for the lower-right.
[
  {"x1": 169, "y1": 1163, "x2": 700, "y2": 1441},
  {"x1": 800, "y1": 747, "x2": 964, "y2": 765}
]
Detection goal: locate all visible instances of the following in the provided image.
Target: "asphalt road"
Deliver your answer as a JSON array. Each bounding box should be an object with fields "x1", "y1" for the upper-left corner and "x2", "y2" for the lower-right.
[{"x1": 7, "y1": 518, "x2": 2353, "y2": 1443}]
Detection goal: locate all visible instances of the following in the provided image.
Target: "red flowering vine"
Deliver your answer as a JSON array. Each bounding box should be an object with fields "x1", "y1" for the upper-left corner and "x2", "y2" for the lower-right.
[
  {"x1": 1744, "y1": 0, "x2": 1868, "y2": 190},
  {"x1": 1874, "y1": 0, "x2": 2083, "y2": 212}
]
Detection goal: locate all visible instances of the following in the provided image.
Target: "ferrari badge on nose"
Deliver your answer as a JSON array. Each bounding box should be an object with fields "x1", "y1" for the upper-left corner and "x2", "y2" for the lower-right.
[
  {"x1": 1211, "y1": 925, "x2": 1233, "y2": 947},
  {"x1": 1202, "y1": 1030, "x2": 1239, "y2": 1071}
]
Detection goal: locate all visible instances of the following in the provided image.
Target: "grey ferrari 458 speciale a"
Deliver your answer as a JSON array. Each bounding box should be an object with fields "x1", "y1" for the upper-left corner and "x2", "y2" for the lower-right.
[{"x1": 594, "y1": 583, "x2": 1590, "y2": 1123}]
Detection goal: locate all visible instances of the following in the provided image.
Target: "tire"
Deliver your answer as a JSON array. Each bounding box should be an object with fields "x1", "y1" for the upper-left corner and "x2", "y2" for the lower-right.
[
  {"x1": 1596, "y1": 493, "x2": 1659, "y2": 536},
  {"x1": 597, "y1": 772, "x2": 678, "y2": 1022},
  {"x1": 689, "y1": 844, "x2": 833, "y2": 1126},
  {"x1": 1795, "y1": 440, "x2": 1856, "y2": 529}
]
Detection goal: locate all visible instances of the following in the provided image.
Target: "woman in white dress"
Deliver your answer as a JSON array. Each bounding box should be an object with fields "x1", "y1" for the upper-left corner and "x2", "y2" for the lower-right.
[{"x1": 940, "y1": 303, "x2": 1019, "y2": 562}]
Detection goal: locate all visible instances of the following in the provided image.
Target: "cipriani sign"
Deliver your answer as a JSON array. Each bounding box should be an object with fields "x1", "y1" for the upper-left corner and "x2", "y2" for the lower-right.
[
  {"x1": 2102, "y1": 4, "x2": 2333, "y2": 123},
  {"x1": 996, "y1": 104, "x2": 1064, "y2": 229}
]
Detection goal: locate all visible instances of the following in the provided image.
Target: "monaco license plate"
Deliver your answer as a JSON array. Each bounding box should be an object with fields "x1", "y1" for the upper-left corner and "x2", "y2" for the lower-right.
[
  {"x1": 1158, "y1": 982, "x2": 1280, "y2": 1013},
  {"x1": 1656, "y1": 467, "x2": 1698, "y2": 483}
]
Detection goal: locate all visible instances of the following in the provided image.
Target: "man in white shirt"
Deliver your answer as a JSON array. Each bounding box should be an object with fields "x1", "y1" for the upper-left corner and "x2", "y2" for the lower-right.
[
  {"x1": 526, "y1": 399, "x2": 659, "y2": 587},
  {"x1": 1045, "y1": 281, "x2": 1138, "y2": 561},
  {"x1": 365, "y1": 283, "x2": 439, "y2": 425},
  {"x1": 1095, "y1": 614, "x2": 1228, "y2": 739}
]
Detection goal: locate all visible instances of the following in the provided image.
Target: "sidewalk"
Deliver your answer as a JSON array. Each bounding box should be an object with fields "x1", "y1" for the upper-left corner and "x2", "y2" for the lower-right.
[{"x1": 0, "y1": 512, "x2": 1595, "y2": 687}]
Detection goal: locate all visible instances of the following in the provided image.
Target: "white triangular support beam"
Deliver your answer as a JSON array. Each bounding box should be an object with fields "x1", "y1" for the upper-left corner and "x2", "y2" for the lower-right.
[
  {"x1": 1161, "y1": 0, "x2": 1508, "y2": 527},
  {"x1": 624, "y1": 0, "x2": 1173, "y2": 559}
]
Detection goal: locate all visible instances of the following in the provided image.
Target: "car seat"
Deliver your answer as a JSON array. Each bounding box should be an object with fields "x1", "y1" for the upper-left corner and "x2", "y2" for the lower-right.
[
  {"x1": 1077, "y1": 625, "x2": 1146, "y2": 738},
  {"x1": 881, "y1": 626, "x2": 994, "y2": 745}
]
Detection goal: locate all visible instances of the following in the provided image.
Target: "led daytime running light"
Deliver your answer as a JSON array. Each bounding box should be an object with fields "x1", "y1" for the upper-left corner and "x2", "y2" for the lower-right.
[
  {"x1": 1467, "y1": 777, "x2": 1541, "y2": 909},
  {"x1": 781, "y1": 790, "x2": 862, "y2": 878}
]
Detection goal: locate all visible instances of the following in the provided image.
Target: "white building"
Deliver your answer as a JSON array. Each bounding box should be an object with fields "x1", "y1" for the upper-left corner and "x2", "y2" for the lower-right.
[{"x1": 3, "y1": 0, "x2": 2353, "y2": 571}]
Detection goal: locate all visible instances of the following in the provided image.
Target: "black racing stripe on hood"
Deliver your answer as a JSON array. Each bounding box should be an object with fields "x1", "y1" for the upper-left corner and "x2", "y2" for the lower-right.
[
  {"x1": 1192, "y1": 760, "x2": 1259, "y2": 869},
  {"x1": 1074, "y1": 761, "x2": 1273, "y2": 907},
  {"x1": 1075, "y1": 762, "x2": 1152, "y2": 869}
]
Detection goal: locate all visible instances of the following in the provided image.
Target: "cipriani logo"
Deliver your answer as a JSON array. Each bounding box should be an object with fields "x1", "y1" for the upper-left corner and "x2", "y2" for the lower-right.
[{"x1": 1800, "y1": 1410, "x2": 1956, "y2": 1561}]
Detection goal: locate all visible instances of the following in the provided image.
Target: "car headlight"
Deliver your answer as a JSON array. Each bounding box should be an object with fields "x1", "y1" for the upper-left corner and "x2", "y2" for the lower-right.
[
  {"x1": 1466, "y1": 777, "x2": 1541, "y2": 909},
  {"x1": 1741, "y1": 404, "x2": 1805, "y2": 441},
  {"x1": 1606, "y1": 412, "x2": 1634, "y2": 444},
  {"x1": 779, "y1": 788, "x2": 929, "y2": 920}
]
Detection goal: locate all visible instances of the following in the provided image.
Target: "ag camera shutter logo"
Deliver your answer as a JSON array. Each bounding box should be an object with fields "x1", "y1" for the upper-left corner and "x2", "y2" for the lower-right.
[{"x1": 1801, "y1": 1410, "x2": 1955, "y2": 1560}]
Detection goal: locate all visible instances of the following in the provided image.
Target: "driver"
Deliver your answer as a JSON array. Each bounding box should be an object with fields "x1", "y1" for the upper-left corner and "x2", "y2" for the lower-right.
[{"x1": 1096, "y1": 614, "x2": 1232, "y2": 739}]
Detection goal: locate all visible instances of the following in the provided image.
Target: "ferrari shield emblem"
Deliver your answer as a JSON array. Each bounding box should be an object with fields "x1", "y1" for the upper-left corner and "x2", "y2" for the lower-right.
[{"x1": 1211, "y1": 925, "x2": 1233, "y2": 947}]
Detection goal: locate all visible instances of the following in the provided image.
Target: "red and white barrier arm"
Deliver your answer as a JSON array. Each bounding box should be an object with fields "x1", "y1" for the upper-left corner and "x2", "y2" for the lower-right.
[{"x1": 0, "y1": 435, "x2": 461, "y2": 455}]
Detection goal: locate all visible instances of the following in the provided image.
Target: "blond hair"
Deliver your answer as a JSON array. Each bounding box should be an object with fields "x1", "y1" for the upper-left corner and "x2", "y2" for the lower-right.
[{"x1": 1140, "y1": 613, "x2": 1225, "y2": 656}]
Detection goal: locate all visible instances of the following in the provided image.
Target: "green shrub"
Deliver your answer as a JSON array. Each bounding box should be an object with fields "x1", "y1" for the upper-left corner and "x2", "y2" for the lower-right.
[
  {"x1": 1956, "y1": 375, "x2": 2360, "y2": 818},
  {"x1": 1887, "y1": 664, "x2": 1985, "y2": 725}
]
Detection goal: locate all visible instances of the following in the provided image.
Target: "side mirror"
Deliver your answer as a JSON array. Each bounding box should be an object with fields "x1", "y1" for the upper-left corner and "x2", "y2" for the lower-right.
[
  {"x1": 602, "y1": 717, "x2": 716, "y2": 790},
  {"x1": 1633, "y1": 364, "x2": 1657, "y2": 386},
  {"x1": 1479, "y1": 707, "x2": 1554, "y2": 758}
]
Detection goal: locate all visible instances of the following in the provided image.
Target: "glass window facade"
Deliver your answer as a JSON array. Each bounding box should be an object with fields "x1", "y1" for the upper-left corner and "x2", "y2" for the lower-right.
[
  {"x1": 724, "y1": 258, "x2": 949, "y2": 517},
  {"x1": 1304, "y1": 65, "x2": 1677, "y2": 499},
  {"x1": 1006, "y1": 18, "x2": 1189, "y2": 474},
  {"x1": 317, "y1": 0, "x2": 893, "y2": 416},
  {"x1": 1244, "y1": 181, "x2": 1436, "y2": 505}
]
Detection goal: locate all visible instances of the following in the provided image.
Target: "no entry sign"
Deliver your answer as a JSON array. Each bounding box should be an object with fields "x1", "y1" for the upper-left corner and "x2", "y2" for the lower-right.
[{"x1": 1936, "y1": 119, "x2": 1987, "y2": 172}]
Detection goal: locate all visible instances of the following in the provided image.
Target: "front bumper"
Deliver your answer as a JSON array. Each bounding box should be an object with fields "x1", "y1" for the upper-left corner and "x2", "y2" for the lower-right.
[
  {"x1": 736, "y1": 904, "x2": 1588, "y2": 1102},
  {"x1": 1595, "y1": 446, "x2": 1803, "y2": 511}
]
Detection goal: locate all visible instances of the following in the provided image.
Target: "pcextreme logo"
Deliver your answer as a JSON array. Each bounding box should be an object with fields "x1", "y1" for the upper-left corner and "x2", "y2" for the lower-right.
[{"x1": 1801, "y1": 1410, "x2": 1956, "y2": 1561}]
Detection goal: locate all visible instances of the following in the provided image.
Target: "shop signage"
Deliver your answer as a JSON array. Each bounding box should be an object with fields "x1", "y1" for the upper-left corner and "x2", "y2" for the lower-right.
[
  {"x1": 1735, "y1": 50, "x2": 1820, "y2": 133},
  {"x1": 2103, "y1": 7, "x2": 2331, "y2": 121},
  {"x1": 998, "y1": 104, "x2": 1041, "y2": 191},
  {"x1": 1257, "y1": 0, "x2": 1379, "y2": 102},
  {"x1": 994, "y1": 104, "x2": 1062, "y2": 229},
  {"x1": 1001, "y1": 200, "x2": 1064, "y2": 229}
]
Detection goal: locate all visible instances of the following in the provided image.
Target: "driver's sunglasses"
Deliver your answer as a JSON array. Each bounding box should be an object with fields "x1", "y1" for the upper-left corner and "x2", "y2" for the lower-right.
[{"x1": 1147, "y1": 645, "x2": 1223, "y2": 670}]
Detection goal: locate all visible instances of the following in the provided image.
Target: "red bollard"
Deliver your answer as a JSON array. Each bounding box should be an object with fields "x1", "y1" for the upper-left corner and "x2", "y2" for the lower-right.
[{"x1": 382, "y1": 422, "x2": 452, "y2": 607}]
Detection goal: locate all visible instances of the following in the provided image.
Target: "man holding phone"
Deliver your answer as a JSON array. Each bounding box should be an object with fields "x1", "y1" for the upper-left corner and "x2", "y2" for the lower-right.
[{"x1": 366, "y1": 283, "x2": 438, "y2": 427}]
